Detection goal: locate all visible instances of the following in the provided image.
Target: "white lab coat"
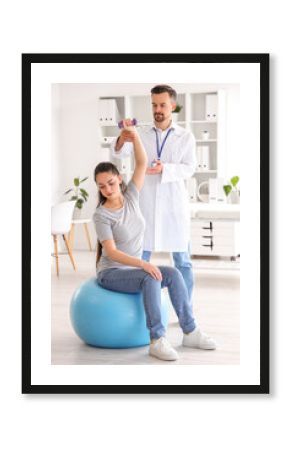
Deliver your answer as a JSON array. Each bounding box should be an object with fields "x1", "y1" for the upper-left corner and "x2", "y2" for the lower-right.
[{"x1": 111, "y1": 123, "x2": 196, "y2": 252}]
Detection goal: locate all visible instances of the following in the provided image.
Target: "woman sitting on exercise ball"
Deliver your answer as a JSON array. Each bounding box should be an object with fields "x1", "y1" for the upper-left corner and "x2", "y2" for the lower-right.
[{"x1": 93, "y1": 119, "x2": 216, "y2": 361}]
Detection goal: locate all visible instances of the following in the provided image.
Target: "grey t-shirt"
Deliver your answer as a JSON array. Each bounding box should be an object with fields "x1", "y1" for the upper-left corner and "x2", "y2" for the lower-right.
[{"x1": 93, "y1": 180, "x2": 146, "y2": 273}]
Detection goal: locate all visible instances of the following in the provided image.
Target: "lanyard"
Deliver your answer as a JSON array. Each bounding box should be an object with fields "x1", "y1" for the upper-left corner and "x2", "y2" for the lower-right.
[{"x1": 153, "y1": 127, "x2": 173, "y2": 160}]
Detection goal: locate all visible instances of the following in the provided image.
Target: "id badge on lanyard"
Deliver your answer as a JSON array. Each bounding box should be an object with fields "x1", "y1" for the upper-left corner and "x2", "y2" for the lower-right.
[{"x1": 151, "y1": 128, "x2": 173, "y2": 167}]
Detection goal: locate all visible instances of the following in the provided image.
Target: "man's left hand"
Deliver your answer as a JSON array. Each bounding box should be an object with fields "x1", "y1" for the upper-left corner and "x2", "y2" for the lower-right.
[{"x1": 146, "y1": 160, "x2": 163, "y2": 175}]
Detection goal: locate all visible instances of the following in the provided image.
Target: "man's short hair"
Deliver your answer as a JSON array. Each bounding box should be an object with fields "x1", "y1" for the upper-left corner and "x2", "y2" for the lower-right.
[{"x1": 151, "y1": 85, "x2": 177, "y2": 101}]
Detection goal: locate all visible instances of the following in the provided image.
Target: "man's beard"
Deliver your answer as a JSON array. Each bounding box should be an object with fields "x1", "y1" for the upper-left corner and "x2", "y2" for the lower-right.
[{"x1": 154, "y1": 113, "x2": 165, "y2": 122}]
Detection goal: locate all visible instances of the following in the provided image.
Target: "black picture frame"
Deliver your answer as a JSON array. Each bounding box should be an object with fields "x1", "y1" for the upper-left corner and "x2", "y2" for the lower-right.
[{"x1": 22, "y1": 53, "x2": 269, "y2": 394}]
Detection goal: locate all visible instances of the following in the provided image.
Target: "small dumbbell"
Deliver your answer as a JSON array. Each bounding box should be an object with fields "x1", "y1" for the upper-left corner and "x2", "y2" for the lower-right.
[{"x1": 118, "y1": 118, "x2": 138, "y2": 129}]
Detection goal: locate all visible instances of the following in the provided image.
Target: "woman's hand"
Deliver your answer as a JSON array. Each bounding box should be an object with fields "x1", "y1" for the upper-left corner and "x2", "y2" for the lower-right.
[
  {"x1": 115, "y1": 119, "x2": 140, "y2": 152},
  {"x1": 121, "y1": 129, "x2": 137, "y2": 142},
  {"x1": 115, "y1": 128, "x2": 136, "y2": 151},
  {"x1": 141, "y1": 261, "x2": 163, "y2": 281},
  {"x1": 122, "y1": 118, "x2": 137, "y2": 131}
]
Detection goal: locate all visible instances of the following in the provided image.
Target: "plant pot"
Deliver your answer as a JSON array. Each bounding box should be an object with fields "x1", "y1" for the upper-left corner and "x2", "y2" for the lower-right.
[
  {"x1": 73, "y1": 207, "x2": 82, "y2": 220},
  {"x1": 172, "y1": 113, "x2": 179, "y2": 122},
  {"x1": 228, "y1": 190, "x2": 240, "y2": 204}
]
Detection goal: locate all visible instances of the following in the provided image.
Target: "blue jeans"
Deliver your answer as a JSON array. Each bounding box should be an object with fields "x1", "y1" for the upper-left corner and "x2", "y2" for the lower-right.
[
  {"x1": 142, "y1": 248, "x2": 194, "y2": 307},
  {"x1": 97, "y1": 266, "x2": 196, "y2": 340}
]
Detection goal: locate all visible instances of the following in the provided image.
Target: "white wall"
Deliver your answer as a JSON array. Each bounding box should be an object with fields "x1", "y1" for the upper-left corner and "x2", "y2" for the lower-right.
[
  {"x1": 52, "y1": 83, "x2": 240, "y2": 249},
  {"x1": 51, "y1": 85, "x2": 61, "y2": 205},
  {"x1": 225, "y1": 85, "x2": 240, "y2": 178},
  {"x1": 52, "y1": 84, "x2": 102, "y2": 248}
]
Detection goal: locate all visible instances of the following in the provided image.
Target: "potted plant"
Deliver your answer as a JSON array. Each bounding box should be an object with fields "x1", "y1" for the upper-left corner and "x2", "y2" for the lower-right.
[
  {"x1": 223, "y1": 176, "x2": 240, "y2": 204},
  {"x1": 64, "y1": 176, "x2": 89, "y2": 219},
  {"x1": 172, "y1": 103, "x2": 183, "y2": 122}
]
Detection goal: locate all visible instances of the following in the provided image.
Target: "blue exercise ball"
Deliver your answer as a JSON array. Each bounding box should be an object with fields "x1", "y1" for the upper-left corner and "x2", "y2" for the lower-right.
[{"x1": 70, "y1": 278, "x2": 169, "y2": 348}]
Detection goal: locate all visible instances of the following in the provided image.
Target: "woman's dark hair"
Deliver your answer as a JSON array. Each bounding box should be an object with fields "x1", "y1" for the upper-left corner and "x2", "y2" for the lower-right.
[
  {"x1": 94, "y1": 161, "x2": 127, "y2": 266},
  {"x1": 151, "y1": 84, "x2": 177, "y2": 101}
]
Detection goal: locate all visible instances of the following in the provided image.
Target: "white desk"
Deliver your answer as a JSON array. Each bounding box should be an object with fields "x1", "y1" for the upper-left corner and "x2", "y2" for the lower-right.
[
  {"x1": 69, "y1": 218, "x2": 93, "y2": 251},
  {"x1": 190, "y1": 202, "x2": 240, "y2": 220}
]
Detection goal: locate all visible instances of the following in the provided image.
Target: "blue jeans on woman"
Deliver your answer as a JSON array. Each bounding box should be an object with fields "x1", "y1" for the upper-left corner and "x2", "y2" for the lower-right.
[
  {"x1": 142, "y1": 248, "x2": 194, "y2": 307},
  {"x1": 97, "y1": 266, "x2": 196, "y2": 341}
]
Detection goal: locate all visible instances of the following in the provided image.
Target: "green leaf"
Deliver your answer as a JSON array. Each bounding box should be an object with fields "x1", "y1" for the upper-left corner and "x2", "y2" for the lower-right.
[
  {"x1": 64, "y1": 188, "x2": 72, "y2": 195},
  {"x1": 223, "y1": 185, "x2": 232, "y2": 196},
  {"x1": 80, "y1": 177, "x2": 88, "y2": 183},
  {"x1": 71, "y1": 195, "x2": 78, "y2": 201},
  {"x1": 173, "y1": 103, "x2": 183, "y2": 113},
  {"x1": 231, "y1": 176, "x2": 239, "y2": 187},
  {"x1": 74, "y1": 178, "x2": 80, "y2": 187},
  {"x1": 80, "y1": 188, "x2": 89, "y2": 197},
  {"x1": 76, "y1": 199, "x2": 84, "y2": 209}
]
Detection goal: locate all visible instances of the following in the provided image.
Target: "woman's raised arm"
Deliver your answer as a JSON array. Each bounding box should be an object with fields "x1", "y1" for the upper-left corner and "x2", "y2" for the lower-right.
[{"x1": 121, "y1": 119, "x2": 147, "y2": 191}]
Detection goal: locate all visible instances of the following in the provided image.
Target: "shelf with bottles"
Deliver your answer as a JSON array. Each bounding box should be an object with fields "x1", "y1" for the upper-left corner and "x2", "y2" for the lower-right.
[{"x1": 191, "y1": 121, "x2": 217, "y2": 141}]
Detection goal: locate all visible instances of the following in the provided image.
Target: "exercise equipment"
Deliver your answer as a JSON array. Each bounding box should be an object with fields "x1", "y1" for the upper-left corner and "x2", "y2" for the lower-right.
[
  {"x1": 70, "y1": 278, "x2": 169, "y2": 348},
  {"x1": 118, "y1": 118, "x2": 137, "y2": 128}
]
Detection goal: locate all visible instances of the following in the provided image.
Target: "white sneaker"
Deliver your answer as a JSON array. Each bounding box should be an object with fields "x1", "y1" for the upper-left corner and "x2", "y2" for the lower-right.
[
  {"x1": 149, "y1": 337, "x2": 179, "y2": 361},
  {"x1": 182, "y1": 327, "x2": 216, "y2": 350}
]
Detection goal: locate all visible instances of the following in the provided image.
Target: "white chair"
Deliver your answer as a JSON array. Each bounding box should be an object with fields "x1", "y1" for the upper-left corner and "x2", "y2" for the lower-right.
[{"x1": 51, "y1": 201, "x2": 76, "y2": 276}]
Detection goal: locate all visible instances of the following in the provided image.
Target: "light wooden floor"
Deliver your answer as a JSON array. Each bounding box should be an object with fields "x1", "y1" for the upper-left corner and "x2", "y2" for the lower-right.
[{"x1": 51, "y1": 251, "x2": 240, "y2": 365}]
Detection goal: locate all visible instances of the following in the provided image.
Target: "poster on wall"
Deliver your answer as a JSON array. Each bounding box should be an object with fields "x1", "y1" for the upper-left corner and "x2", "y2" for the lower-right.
[{"x1": 22, "y1": 53, "x2": 269, "y2": 394}]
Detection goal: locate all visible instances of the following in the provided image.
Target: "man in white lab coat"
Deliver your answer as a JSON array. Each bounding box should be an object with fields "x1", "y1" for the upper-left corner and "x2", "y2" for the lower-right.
[{"x1": 112, "y1": 85, "x2": 196, "y2": 305}]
